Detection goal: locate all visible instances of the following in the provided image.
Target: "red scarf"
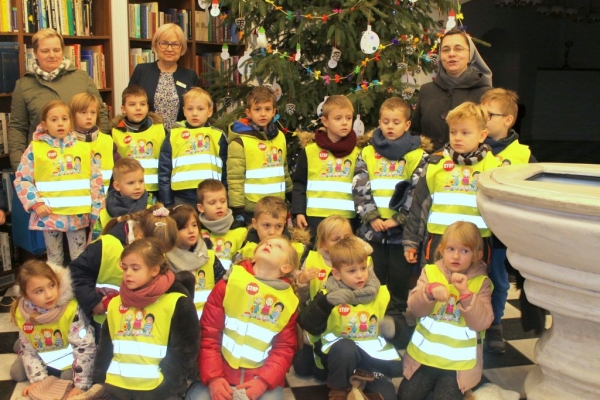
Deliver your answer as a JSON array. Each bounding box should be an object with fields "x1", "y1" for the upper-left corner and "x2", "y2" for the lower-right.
[
  {"x1": 119, "y1": 270, "x2": 175, "y2": 308},
  {"x1": 314, "y1": 128, "x2": 357, "y2": 158}
]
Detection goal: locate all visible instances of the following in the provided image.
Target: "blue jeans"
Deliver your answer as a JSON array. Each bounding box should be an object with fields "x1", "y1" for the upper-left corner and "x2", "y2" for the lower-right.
[
  {"x1": 185, "y1": 381, "x2": 283, "y2": 400},
  {"x1": 489, "y1": 248, "x2": 510, "y2": 324}
]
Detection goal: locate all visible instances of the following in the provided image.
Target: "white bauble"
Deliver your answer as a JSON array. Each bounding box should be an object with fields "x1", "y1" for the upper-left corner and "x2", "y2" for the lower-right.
[{"x1": 360, "y1": 26, "x2": 380, "y2": 55}]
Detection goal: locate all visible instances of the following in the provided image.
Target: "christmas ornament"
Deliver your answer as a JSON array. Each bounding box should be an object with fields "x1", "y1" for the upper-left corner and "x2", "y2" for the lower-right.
[
  {"x1": 237, "y1": 50, "x2": 253, "y2": 77},
  {"x1": 224, "y1": 96, "x2": 232, "y2": 107},
  {"x1": 429, "y1": 53, "x2": 438, "y2": 65},
  {"x1": 221, "y1": 44, "x2": 230, "y2": 60},
  {"x1": 235, "y1": 18, "x2": 245, "y2": 30},
  {"x1": 398, "y1": 62, "x2": 408, "y2": 71},
  {"x1": 256, "y1": 27, "x2": 268, "y2": 48},
  {"x1": 405, "y1": 46, "x2": 415, "y2": 55},
  {"x1": 328, "y1": 47, "x2": 341, "y2": 68},
  {"x1": 445, "y1": 9, "x2": 456, "y2": 31},
  {"x1": 415, "y1": 65, "x2": 422, "y2": 74},
  {"x1": 402, "y1": 88, "x2": 413, "y2": 100},
  {"x1": 353, "y1": 114, "x2": 365, "y2": 136},
  {"x1": 295, "y1": 44, "x2": 302, "y2": 60},
  {"x1": 210, "y1": 0, "x2": 220, "y2": 17},
  {"x1": 285, "y1": 103, "x2": 296, "y2": 115},
  {"x1": 272, "y1": 81, "x2": 282, "y2": 101},
  {"x1": 317, "y1": 96, "x2": 329, "y2": 117},
  {"x1": 360, "y1": 25, "x2": 380, "y2": 55},
  {"x1": 198, "y1": 0, "x2": 207, "y2": 9}
]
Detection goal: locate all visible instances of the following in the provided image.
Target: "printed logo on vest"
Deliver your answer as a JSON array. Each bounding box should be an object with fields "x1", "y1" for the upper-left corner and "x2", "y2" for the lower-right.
[
  {"x1": 124, "y1": 135, "x2": 132, "y2": 145},
  {"x1": 245, "y1": 292, "x2": 285, "y2": 324},
  {"x1": 246, "y1": 282, "x2": 259, "y2": 295},
  {"x1": 374, "y1": 156, "x2": 406, "y2": 177},
  {"x1": 340, "y1": 311, "x2": 378, "y2": 338},
  {"x1": 432, "y1": 294, "x2": 461, "y2": 322},
  {"x1": 182, "y1": 130, "x2": 190, "y2": 139},
  {"x1": 128, "y1": 139, "x2": 154, "y2": 159},
  {"x1": 318, "y1": 150, "x2": 329, "y2": 160},
  {"x1": 187, "y1": 133, "x2": 212, "y2": 154},
  {"x1": 258, "y1": 143, "x2": 267, "y2": 151},
  {"x1": 317, "y1": 269, "x2": 327, "y2": 280},
  {"x1": 116, "y1": 307, "x2": 155, "y2": 337},
  {"x1": 443, "y1": 160, "x2": 455, "y2": 171},
  {"x1": 320, "y1": 155, "x2": 352, "y2": 178},
  {"x1": 213, "y1": 238, "x2": 232, "y2": 259},
  {"x1": 338, "y1": 304, "x2": 350, "y2": 316},
  {"x1": 47, "y1": 150, "x2": 57, "y2": 159},
  {"x1": 23, "y1": 322, "x2": 34, "y2": 334},
  {"x1": 196, "y1": 269, "x2": 206, "y2": 289}
]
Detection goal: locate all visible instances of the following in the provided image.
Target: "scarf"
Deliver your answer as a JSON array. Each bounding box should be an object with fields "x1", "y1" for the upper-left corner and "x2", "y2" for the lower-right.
[
  {"x1": 435, "y1": 35, "x2": 493, "y2": 91},
  {"x1": 32, "y1": 58, "x2": 70, "y2": 81},
  {"x1": 73, "y1": 126, "x2": 100, "y2": 143},
  {"x1": 314, "y1": 128, "x2": 357, "y2": 158},
  {"x1": 324, "y1": 267, "x2": 380, "y2": 305},
  {"x1": 119, "y1": 270, "x2": 175, "y2": 308},
  {"x1": 247, "y1": 119, "x2": 279, "y2": 140},
  {"x1": 166, "y1": 240, "x2": 210, "y2": 273},
  {"x1": 18, "y1": 298, "x2": 67, "y2": 325},
  {"x1": 124, "y1": 118, "x2": 143, "y2": 132},
  {"x1": 371, "y1": 128, "x2": 421, "y2": 160},
  {"x1": 443, "y1": 142, "x2": 489, "y2": 165},
  {"x1": 199, "y1": 209, "x2": 234, "y2": 236}
]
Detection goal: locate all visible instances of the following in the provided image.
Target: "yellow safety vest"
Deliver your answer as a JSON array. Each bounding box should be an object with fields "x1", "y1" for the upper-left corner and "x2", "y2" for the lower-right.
[
  {"x1": 112, "y1": 124, "x2": 165, "y2": 192},
  {"x1": 320, "y1": 286, "x2": 400, "y2": 361},
  {"x1": 494, "y1": 141, "x2": 531, "y2": 166},
  {"x1": 105, "y1": 292, "x2": 184, "y2": 391},
  {"x1": 407, "y1": 264, "x2": 489, "y2": 371},
  {"x1": 305, "y1": 143, "x2": 359, "y2": 218},
  {"x1": 193, "y1": 250, "x2": 216, "y2": 319},
  {"x1": 15, "y1": 299, "x2": 79, "y2": 371},
  {"x1": 221, "y1": 265, "x2": 298, "y2": 369},
  {"x1": 240, "y1": 132, "x2": 287, "y2": 203},
  {"x1": 238, "y1": 240, "x2": 306, "y2": 263},
  {"x1": 32, "y1": 141, "x2": 92, "y2": 215},
  {"x1": 202, "y1": 227, "x2": 248, "y2": 270},
  {"x1": 425, "y1": 152, "x2": 499, "y2": 237},
  {"x1": 170, "y1": 125, "x2": 225, "y2": 190},
  {"x1": 89, "y1": 132, "x2": 115, "y2": 194},
  {"x1": 93, "y1": 235, "x2": 125, "y2": 324},
  {"x1": 362, "y1": 145, "x2": 424, "y2": 219}
]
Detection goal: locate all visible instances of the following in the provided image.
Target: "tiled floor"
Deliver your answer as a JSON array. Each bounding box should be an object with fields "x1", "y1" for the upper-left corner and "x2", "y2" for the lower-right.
[{"x1": 0, "y1": 282, "x2": 548, "y2": 400}]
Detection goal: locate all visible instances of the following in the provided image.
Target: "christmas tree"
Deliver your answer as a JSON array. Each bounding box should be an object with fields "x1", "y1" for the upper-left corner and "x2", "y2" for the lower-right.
[{"x1": 206, "y1": 0, "x2": 453, "y2": 132}]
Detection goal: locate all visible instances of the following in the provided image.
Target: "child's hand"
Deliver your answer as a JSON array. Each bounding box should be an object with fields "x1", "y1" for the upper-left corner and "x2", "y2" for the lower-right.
[
  {"x1": 404, "y1": 249, "x2": 417, "y2": 264},
  {"x1": 22, "y1": 381, "x2": 43, "y2": 397},
  {"x1": 429, "y1": 284, "x2": 449, "y2": 302},
  {"x1": 66, "y1": 387, "x2": 83, "y2": 398},
  {"x1": 208, "y1": 377, "x2": 233, "y2": 400},
  {"x1": 451, "y1": 273, "x2": 469, "y2": 294},
  {"x1": 383, "y1": 218, "x2": 400, "y2": 229},
  {"x1": 34, "y1": 204, "x2": 52, "y2": 218},
  {"x1": 296, "y1": 214, "x2": 308, "y2": 229},
  {"x1": 0, "y1": 209, "x2": 5, "y2": 225},
  {"x1": 237, "y1": 377, "x2": 269, "y2": 400},
  {"x1": 369, "y1": 218, "x2": 387, "y2": 232},
  {"x1": 298, "y1": 268, "x2": 320, "y2": 284}
]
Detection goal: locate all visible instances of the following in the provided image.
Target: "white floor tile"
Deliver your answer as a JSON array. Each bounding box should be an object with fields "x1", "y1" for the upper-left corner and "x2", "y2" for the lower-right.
[
  {"x1": 0, "y1": 353, "x2": 17, "y2": 380},
  {"x1": 10, "y1": 381, "x2": 28, "y2": 400},
  {"x1": 502, "y1": 302, "x2": 521, "y2": 320},
  {"x1": 484, "y1": 364, "x2": 537, "y2": 399},
  {"x1": 0, "y1": 313, "x2": 19, "y2": 333},
  {"x1": 509, "y1": 338, "x2": 538, "y2": 363}
]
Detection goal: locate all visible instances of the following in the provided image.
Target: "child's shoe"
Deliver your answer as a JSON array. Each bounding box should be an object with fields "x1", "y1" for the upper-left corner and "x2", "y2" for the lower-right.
[
  {"x1": 485, "y1": 323, "x2": 506, "y2": 354},
  {"x1": 348, "y1": 369, "x2": 384, "y2": 400},
  {"x1": 69, "y1": 384, "x2": 109, "y2": 400},
  {"x1": 328, "y1": 388, "x2": 348, "y2": 400}
]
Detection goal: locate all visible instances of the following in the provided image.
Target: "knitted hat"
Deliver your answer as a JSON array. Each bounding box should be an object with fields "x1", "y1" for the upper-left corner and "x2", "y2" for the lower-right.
[{"x1": 28, "y1": 376, "x2": 73, "y2": 400}]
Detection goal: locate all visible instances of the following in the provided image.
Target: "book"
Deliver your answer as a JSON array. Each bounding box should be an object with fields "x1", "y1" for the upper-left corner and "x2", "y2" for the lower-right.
[
  {"x1": 1, "y1": 171, "x2": 13, "y2": 213},
  {"x1": 0, "y1": 231, "x2": 12, "y2": 271},
  {"x1": 0, "y1": 113, "x2": 9, "y2": 154},
  {"x1": 0, "y1": 42, "x2": 20, "y2": 93},
  {"x1": 82, "y1": 44, "x2": 105, "y2": 89}
]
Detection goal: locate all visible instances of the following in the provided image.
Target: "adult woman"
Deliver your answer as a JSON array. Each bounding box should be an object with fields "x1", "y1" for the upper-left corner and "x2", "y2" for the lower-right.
[
  {"x1": 411, "y1": 28, "x2": 493, "y2": 148},
  {"x1": 129, "y1": 23, "x2": 199, "y2": 131},
  {"x1": 8, "y1": 28, "x2": 110, "y2": 171}
]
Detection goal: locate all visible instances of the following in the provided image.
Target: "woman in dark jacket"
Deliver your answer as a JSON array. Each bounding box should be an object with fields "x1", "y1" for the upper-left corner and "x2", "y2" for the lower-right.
[
  {"x1": 411, "y1": 28, "x2": 493, "y2": 149},
  {"x1": 129, "y1": 23, "x2": 199, "y2": 131}
]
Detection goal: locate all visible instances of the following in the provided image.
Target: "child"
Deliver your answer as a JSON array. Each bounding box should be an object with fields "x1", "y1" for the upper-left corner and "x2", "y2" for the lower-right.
[
  {"x1": 104, "y1": 158, "x2": 148, "y2": 224},
  {"x1": 90, "y1": 238, "x2": 199, "y2": 399},
  {"x1": 234, "y1": 195, "x2": 310, "y2": 263},
  {"x1": 480, "y1": 88, "x2": 536, "y2": 354},
  {"x1": 398, "y1": 221, "x2": 493, "y2": 399},
  {"x1": 227, "y1": 86, "x2": 292, "y2": 223},
  {"x1": 10, "y1": 260, "x2": 96, "y2": 398},
  {"x1": 402, "y1": 101, "x2": 500, "y2": 267},
  {"x1": 292, "y1": 95, "x2": 360, "y2": 245},
  {"x1": 197, "y1": 179, "x2": 247, "y2": 270},
  {"x1": 186, "y1": 235, "x2": 299, "y2": 400},
  {"x1": 14, "y1": 100, "x2": 104, "y2": 265},
  {"x1": 69, "y1": 92, "x2": 121, "y2": 195},
  {"x1": 111, "y1": 85, "x2": 166, "y2": 200},
  {"x1": 353, "y1": 97, "x2": 432, "y2": 313},
  {"x1": 167, "y1": 204, "x2": 226, "y2": 318},
  {"x1": 158, "y1": 87, "x2": 229, "y2": 207},
  {"x1": 298, "y1": 236, "x2": 401, "y2": 400}
]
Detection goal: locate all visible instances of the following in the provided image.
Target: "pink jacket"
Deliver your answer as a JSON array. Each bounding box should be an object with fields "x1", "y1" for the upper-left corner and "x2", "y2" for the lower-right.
[
  {"x1": 14, "y1": 124, "x2": 104, "y2": 232},
  {"x1": 403, "y1": 260, "x2": 493, "y2": 393}
]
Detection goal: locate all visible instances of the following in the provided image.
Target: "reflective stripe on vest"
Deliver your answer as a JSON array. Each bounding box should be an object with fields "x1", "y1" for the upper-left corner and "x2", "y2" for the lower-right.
[
  {"x1": 88, "y1": 132, "x2": 115, "y2": 194},
  {"x1": 221, "y1": 265, "x2": 298, "y2": 369},
  {"x1": 170, "y1": 126, "x2": 224, "y2": 190},
  {"x1": 106, "y1": 292, "x2": 183, "y2": 390},
  {"x1": 93, "y1": 235, "x2": 125, "y2": 324},
  {"x1": 305, "y1": 143, "x2": 359, "y2": 218},
  {"x1": 240, "y1": 133, "x2": 287, "y2": 202},
  {"x1": 32, "y1": 141, "x2": 92, "y2": 215},
  {"x1": 407, "y1": 264, "x2": 488, "y2": 370},
  {"x1": 111, "y1": 124, "x2": 165, "y2": 192},
  {"x1": 193, "y1": 250, "x2": 216, "y2": 318},
  {"x1": 362, "y1": 145, "x2": 423, "y2": 219},
  {"x1": 425, "y1": 153, "x2": 499, "y2": 237}
]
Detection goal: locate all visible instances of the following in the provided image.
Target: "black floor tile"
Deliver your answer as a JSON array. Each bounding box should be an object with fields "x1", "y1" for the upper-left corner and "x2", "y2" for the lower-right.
[
  {"x1": 502, "y1": 318, "x2": 543, "y2": 341},
  {"x1": 483, "y1": 342, "x2": 534, "y2": 369},
  {"x1": 290, "y1": 384, "x2": 330, "y2": 399},
  {"x1": 0, "y1": 296, "x2": 14, "y2": 313},
  {"x1": 0, "y1": 331, "x2": 18, "y2": 354},
  {"x1": 0, "y1": 380, "x2": 16, "y2": 400}
]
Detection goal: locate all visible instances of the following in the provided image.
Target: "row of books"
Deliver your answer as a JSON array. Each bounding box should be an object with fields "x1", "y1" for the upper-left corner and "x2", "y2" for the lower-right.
[
  {"x1": 129, "y1": 48, "x2": 157, "y2": 74},
  {"x1": 0, "y1": 113, "x2": 10, "y2": 155},
  {"x1": 21, "y1": 0, "x2": 95, "y2": 36},
  {"x1": 196, "y1": 11, "x2": 240, "y2": 44},
  {"x1": 0, "y1": 43, "x2": 19, "y2": 93},
  {"x1": 196, "y1": 54, "x2": 243, "y2": 87},
  {"x1": 0, "y1": 1, "x2": 17, "y2": 32},
  {"x1": 129, "y1": 5, "x2": 193, "y2": 40}
]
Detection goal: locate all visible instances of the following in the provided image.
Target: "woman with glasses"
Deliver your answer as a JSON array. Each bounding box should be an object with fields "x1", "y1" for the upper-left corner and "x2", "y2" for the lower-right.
[
  {"x1": 410, "y1": 28, "x2": 492, "y2": 149},
  {"x1": 129, "y1": 23, "x2": 199, "y2": 130}
]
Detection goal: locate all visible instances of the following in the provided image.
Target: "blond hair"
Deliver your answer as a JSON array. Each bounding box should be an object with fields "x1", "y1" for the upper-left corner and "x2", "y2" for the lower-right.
[
  {"x1": 480, "y1": 88, "x2": 519, "y2": 126},
  {"x1": 183, "y1": 87, "x2": 213, "y2": 108},
  {"x1": 10, "y1": 260, "x2": 59, "y2": 324},
  {"x1": 315, "y1": 215, "x2": 352, "y2": 250},
  {"x1": 329, "y1": 236, "x2": 368, "y2": 270},
  {"x1": 69, "y1": 92, "x2": 100, "y2": 126},
  {"x1": 152, "y1": 23, "x2": 187, "y2": 56},
  {"x1": 254, "y1": 196, "x2": 288, "y2": 220},
  {"x1": 379, "y1": 97, "x2": 411, "y2": 120},
  {"x1": 32, "y1": 28, "x2": 64, "y2": 52},
  {"x1": 435, "y1": 221, "x2": 483, "y2": 265},
  {"x1": 255, "y1": 235, "x2": 300, "y2": 299},
  {"x1": 112, "y1": 158, "x2": 144, "y2": 182},
  {"x1": 322, "y1": 95, "x2": 353, "y2": 117},
  {"x1": 246, "y1": 86, "x2": 276, "y2": 108},
  {"x1": 446, "y1": 101, "x2": 488, "y2": 131}
]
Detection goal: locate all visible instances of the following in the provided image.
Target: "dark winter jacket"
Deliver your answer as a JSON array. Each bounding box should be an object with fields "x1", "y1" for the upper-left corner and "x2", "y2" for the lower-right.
[
  {"x1": 484, "y1": 130, "x2": 536, "y2": 164},
  {"x1": 93, "y1": 272, "x2": 199, "y2": 398},
  {"x1": 105, "y1": 189, "x2": 149, "y2": 218}
]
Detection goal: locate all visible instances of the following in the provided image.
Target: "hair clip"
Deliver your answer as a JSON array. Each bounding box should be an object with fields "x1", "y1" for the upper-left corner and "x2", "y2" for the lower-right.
[
  {"x1": 153, "y1": 207, "x2": 170, "y2": 217},
  {"x1": 172, "y1": 204, "x2": 183, "y2": 210},
  {"x1": 155, "y1": 222, "x2": 166, "y2": 227}
]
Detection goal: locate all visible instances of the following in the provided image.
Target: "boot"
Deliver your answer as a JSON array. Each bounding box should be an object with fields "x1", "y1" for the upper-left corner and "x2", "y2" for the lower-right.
[
  {"x1": 485, "y1": 323, "x2": 506, "y2": 354},
  {"x1": 348, "y1": 369, "x2": 384, "y2": 400}
]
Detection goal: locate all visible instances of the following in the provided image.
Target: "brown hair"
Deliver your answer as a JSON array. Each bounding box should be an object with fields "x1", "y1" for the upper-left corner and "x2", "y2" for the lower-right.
[
  {"x1": 121, "y1": 238, "x2": 171, "y2": 274},
  {"x1": 480, "y1": 88, "x2": 519, "y2": 126},
  {"x1": 10, "y1": 260, "x2": 60, "y2": 323},
  {"x1": 101, "y1": 202, "x2": 164, "y2": 236},
  {"x1": 328, "y1": 236, "x2": 368, "y2": 270},
  {"x1": 170, "y1": 204, "x2": 201, "y2": 231},
  {"x1": 112, "y1": 158, "x2": 144, "y2": 182},
  {"x1": 315, "y1": 215, "x2": 352, "y2": 251},
  {"x1": 322, "y1": 95, "x2": 353, "y2": 118},
  {"x1": 440, "y1": 28, "x2": 470, "y2": 50},
  {"x1": 184, "y1": 87, "x2": 213, "y2": 108},
  {"x1": 138, "y1": 210, "x2": 179, "y2": 253},
  {"x1": 379, "y1": 97, "x2": 411, "y2": 120},
  {"x1": 32, "y1": 28, "x2": 65, "y2": 52},
  {"x1": 255, "y1": 235, "x2": 300, "y2": 299},
  {"x1": 69, "y1": 92, "x2": 100, "y2": 126},
  {"x1": 435, "y1": 221, "x2": 483, "y2": 266},
  {"x1": 446, "y1": 101, "x2": 488, "y2": 131},
  {"x1": 197, "y1": 179, "x2": 226, "y2": 205},
  {"x1": 41, "y1": 100, "x2": 71, "y2": 123},
  {"x1": 121, "y1": 85, "x2": 148, "y2": 106},
  {"x1": 152, "y1": 23, "x2": 187, "y2": 56},
  {"x1": 254, "y1": 196, "x2": 288, "y2": 220},
  {"x1": 246, "y1": 86, "x2": 276, "y2": 108}
]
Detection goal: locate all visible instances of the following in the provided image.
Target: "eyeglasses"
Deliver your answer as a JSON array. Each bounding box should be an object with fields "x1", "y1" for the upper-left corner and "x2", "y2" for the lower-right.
[
  {"x1": 158, "y1": 41, "x2": 182, "y2": 50},
  {"x1": 487, "y1": 112, "x2": 507, "y2": 120},
  {"x1": 440, "y1": 46, "x2": 468, "y2": 54}
]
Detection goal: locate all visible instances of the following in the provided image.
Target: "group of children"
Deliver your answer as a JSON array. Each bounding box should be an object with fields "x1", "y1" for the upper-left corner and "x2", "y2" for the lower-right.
[{"x1": 9, "y1": 79, "x2": 533, "y2": 400}]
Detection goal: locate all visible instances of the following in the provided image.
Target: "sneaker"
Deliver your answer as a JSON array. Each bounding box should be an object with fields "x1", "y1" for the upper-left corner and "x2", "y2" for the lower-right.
[{"x1": 485, "y1": 323, "x2": 506, "y2": 354}]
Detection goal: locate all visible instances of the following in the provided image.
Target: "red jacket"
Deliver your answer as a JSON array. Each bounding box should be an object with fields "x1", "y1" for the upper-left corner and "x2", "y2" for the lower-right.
[{"x1": 198, "y1": 261, "x2": 298, "y2": 389}]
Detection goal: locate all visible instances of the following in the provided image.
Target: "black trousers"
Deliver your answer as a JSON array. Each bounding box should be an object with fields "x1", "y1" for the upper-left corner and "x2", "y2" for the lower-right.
[
  {"x1": 397, "y1": 364, "x2": 463, "y2": 400},
  {"x1": 370, "y1": 241, "x2": 412, "y2": 313}
]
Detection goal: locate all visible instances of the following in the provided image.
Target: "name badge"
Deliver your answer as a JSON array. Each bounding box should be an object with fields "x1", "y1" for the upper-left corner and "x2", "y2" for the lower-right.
[{"x1": 176, "y1": 81, "x2": 187, "y2": 89}]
